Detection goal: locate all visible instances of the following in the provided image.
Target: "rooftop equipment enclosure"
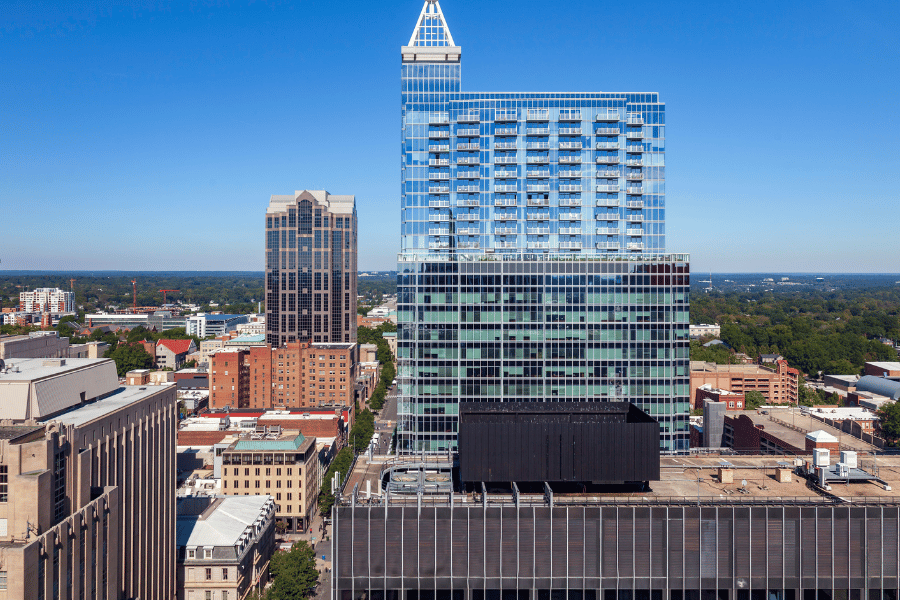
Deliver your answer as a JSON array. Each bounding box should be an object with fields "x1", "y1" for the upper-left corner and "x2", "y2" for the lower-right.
[{"x1": 458, "y1": 401, "x2": 660, "y2": 484}]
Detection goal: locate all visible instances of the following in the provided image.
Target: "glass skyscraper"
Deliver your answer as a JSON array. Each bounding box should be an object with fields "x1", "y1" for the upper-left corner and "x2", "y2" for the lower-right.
[{"x1": 397, "y1": 0, "x2": 690, "y2": 453}]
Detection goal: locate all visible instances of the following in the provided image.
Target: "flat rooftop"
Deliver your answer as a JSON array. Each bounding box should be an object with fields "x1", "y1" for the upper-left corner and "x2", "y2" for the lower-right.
[
  {"x1": 52, "y1": 384, "x2": 174, "y2": 427},
  {"x1": 0, "y1": 358, "x2": 113, "y2": 382},
  {"x1": 732, "y1": 409, "x2": 878, "y2": 452},
  {"x1": 690, "y1": 361, "x2": 775, "y2": 374},
  {"x1": 176, "y1": 495, "x2": 273, "y2": 548},
  {"x1": 230, "y1": 433, "x2": 312, "y2": 452},
  {"x1": 0, "y1": 425, "x2": 44, "y2": 442}
]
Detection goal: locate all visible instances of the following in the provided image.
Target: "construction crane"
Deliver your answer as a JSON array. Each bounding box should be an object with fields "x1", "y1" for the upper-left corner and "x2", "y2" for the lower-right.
[
  {"x1": 159, "y1": 289, "x2": 180, "y2": 305},
  {"x1": 131, "y1": 280, "x2": 137, "y2": 311},
  {"x1": 69, "y1": 278, "x2": 76, "y2": 292},
  {"x1": 699, "y1": 273, "x2": 713, "y2": 293}
]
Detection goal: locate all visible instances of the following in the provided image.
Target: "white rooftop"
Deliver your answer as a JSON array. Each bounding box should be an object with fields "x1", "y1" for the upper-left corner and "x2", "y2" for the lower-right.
[
  {"x1": 868, "y1": 362, "x2": 900, "y2": 371},
  {"x1": 53, "y1": 384, "x2": 174, "y2": 427},
  {"x1": 0, "y1": 357, "x2": 113, "y2": 382},
  {"x1": 176, "y1": 495, "x2": 273, "y2": 548},
  {"x1": 804, "y1": 406, "x2": 879, "y2": 420},
  {"x1": 806, "y1": 430, "x2": 838, "y2": 443}
]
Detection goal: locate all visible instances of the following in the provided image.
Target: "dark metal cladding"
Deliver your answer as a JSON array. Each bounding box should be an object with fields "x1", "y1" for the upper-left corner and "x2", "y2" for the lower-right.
[{"x1": 458, "y1": 401, "x2": 660, "y2": 484}]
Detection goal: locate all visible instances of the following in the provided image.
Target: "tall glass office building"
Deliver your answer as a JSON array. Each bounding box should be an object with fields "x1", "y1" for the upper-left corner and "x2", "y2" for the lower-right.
[{"x1": 397, "y1": 1, "x2": 690, "y2": 453}]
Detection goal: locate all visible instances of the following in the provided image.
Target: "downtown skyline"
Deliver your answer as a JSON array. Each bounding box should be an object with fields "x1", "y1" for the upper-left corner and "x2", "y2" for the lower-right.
[{"x1": 2, "y1": 0, "x2": 898, "y2": 273}]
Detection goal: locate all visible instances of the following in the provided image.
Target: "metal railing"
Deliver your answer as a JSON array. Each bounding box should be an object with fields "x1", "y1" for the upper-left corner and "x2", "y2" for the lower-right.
[
  {"x1": 457, "y1": 157, "x2": 479, "y2": 164},
  {"x1": 596, "y1": 156, "x2": 620, "y2": 163},
  {"x1": 597, "y1": 199, "x2": 620, "y2": 207},
  {"x1": 495, "y1": 171, "x2": 517, "y2": 178},
  {"x1": 558, "y1": 128, "x2": 582, "y2": 135},
  {"x1": 457, "y1": 143, "x2": 480, "y2": 150},
  {"x1": 428, "y1": 144, "x2": 449, "y2": 152},
  {"x1": 559, "y1": 185, "x2": 582, "y2": 192},
  {"x1": 494, "y1": 142, "x2": 517, "y2": 150},
  {"x1": 495, "y1": 127, "x2": 518, "y2": 135},
  {"x1": 526, "y1": 127, "x2": 550, "y2": 135},
  {"x1": 559, "y1": 157, "x2": 582, "y2": 163},
  {"x1": 428, "y1": 130, "x2": 450, "y2": 138}
]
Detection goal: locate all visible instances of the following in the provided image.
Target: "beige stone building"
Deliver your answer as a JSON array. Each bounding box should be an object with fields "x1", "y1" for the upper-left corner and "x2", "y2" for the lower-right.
[
  {"x1": 0, "y1": 332, "x2": 69, "y2": 360},
  {"x1": 0, "y1": 356, "x2": 176, "y2": 599},
  {"x1": 176, "y1": 495, "x2": 276, "y2": 600},
  {"x1": 220, "y1": 433, "x2": 319, "y2": 533}
]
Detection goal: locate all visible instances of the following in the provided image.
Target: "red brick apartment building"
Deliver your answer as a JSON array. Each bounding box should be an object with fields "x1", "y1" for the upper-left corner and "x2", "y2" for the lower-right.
[
  {"x1": 210, "y1": 342, "x2": 358, "y2": 410},
  {"x1": 690, "y1": 359, "x2": 799, "y2": 405}
]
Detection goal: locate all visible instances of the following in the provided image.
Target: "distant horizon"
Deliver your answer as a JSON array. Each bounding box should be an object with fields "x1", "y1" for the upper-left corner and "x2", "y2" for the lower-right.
[{"x1": 2, "y1": 270, "x2": 899, "y2": 277}]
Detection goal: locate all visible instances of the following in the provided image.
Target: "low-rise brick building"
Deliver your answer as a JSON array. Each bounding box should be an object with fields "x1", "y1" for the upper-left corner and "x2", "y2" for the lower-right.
[{"x1": 690, "y1": 359, "x2": 799, "y2": 405}]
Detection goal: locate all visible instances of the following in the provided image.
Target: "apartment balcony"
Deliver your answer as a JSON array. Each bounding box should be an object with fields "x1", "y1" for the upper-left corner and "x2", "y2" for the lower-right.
[
  {"x1": 494, "y1": 227, "x2": 518, "y2": 235},
  {"x1": 527, "y1": 241, "x2": 550, "y2": 249},
  {"x1": 495, "y1": 127, "x2": 518, "y2": 136},
  {"x1": 494, "y1": 156, "x2": 518, "y2": 164},
  {"x1": 626, "y1": 228, "x2": 643, "y2": 236},
  {"x1": 595, "y1": 127, "x2": 620, "y2": 136},
  {"x1": 429, "y1": 172, "x2": 450, "y2": 180},
  {"x1": 429, "y1": 242, "x2": 450, "y2": 249},
  {"x1": 597, "y1": 242, "x2": 621, "y2": 250},
  {"x1": 527, "y1": 198, "x2": 550, "y2": 206},
  {"x1": 494, "y1": 213, "x2": 518, "y2": 221},
  {"x1": 428, "y1": 130, "x2": 450, "y2": 138},
  {"x1": 495, "y1": 184, "x2": 518, "y2": 192},
  {"x1": 559, "y1": 170, "x2": 581, "y2": 178},
  {"x1": 597, "y1": 199, "x2": 620, "y2": 207},
  {"x1": 457, "y1": 185, "x2": 480, "y2": 193},
  {"x1": 559, "y1": 156, "x2": 582, "y2": 164},
  {"x1": 526, "y1": 227, "x2": 550, "y2": 235},
  {"x1": 559, "y1": 241, "x2": 583, "y2": 249},
  {"x1": 626, "y1": 172, "x2": 643, "y2": 180},
  {"x1": 526, "y1": 127, "x2": 550, "y2": 136},
  {"x1": 457, "y1": 227, "x2": 480, "y2": 235},
  {"x1": 596, "y1": 142, "x2": 619, "y2": 150},
  {"x1": 596, "y1": 184, "x2": 620, "y2": 193},
  {"x1": 526, "y1": 184, "x2": 550, "y2": 192},
  {"x1": 559, "y1": 142, "x2": 582, "y2": 150},
  {"x1": 495, "y1": 241, "x2": 518, "y2": 249},
  {"x1": 457, "y1": 199, "x2": 480, "y2": 207},
  {"x1": 526, "y1": 170, "x2": 550, "y2": 178},
  {"x1": 626, "y1": 200, "x2": 644, "y2": 209},
  {"x1": 627, "y1": 242, "x2": 644, "y2": 251},
  {"x1": 494, "y1": 198, "x2": 517, "y2": 206},
  {"x1": 458, "y1": 241, "x2": 480, "y2": 249},
  {"x1": 626, "y1": 214, "x2": 644, "y2": 222},
  {"x1": 526, "y1": 142, "x2": 550, "y2": 150},
  {"x1": 458, "y1": 171, "x2": 481, "y2": 179},
  {"x1": 526, "y1": 156, "x2": 549, "y2": 164},
  {"x1": 428, "y1": 186, "x2": 450, "y2": 194},
  {"x1": 429, "y1": 144, "x2": 449, "y2": 152},
  {"x1": 429, "y1": 113, "x2": 450, "y2": 124},
  {"x1": 596, "y1": 111, "x2": 620, "y2": 122},
  {"x1": 457, "y1": 143, "x2": 480, "y2": 151},
  {"x1": 457, "y1": 113, "x2": 480, "y2": 123},
  {"x1": 429, "y1": 159, "x2": 449, "y2": 167},
  {"x1": 526, "y1": 213, "x2": 550, "y2": 221},
  {"x1": 526, "y1": 109, "x2": 550, "y2": 121},
  {"x1": 626, "y1": 159, "x2": 643, "y2": 167},
  {"x1": 596, "y1": 227, "x2": 619, "y2": 235},
  {"x1": 495, "y1": 110, "x2": 518, "y2": 122},
  {"x1": 495, "y1": 170, "x2": 517, "y2": 179},
  {"x1": 626, "y1": 145, "x2": 645, "y2": 153},
  {"x1": 596, "y1": 213, "x2": 620, "y2": 221},
  {"x1": 429, "y1": 199, "x2": 450, "y2": 208},
  {"x1": 428, "y1": 228, "x2": 450, "y2": 235},
  {"x1": 597, "y1": 169, "x2": 620, "y2": 178},
  {"x1": 626, "y1": 187, "x2": 643, "y2": 195},
  {"x1": 457, "y1": 157, "x2": 480, "y2": 165},
  {"x1": 559, "y1": 184, "x2": 582, "y2": 192},
  {"x1": 559, "y1": 110, "x2": 582, "y2": 121},
  {"x1": 596, "y1": 156, "x2": 620, "y2": 164},
  {"x1": 558, "y1": 127, "x2": 582, "y2": 135},
  {"x1": 495, "y1": 142, "x2": 517, "y2": 150},
  {"x1": 559, "y1": 227, "x2": 582, "y2": 235},
  {"x1": 429, "y1": 214, "x2": 450, "y2": 222},
  {"x1": 559, "y1": 199, "x2": 582, "y2": 207},
  {"x1": 456, "y1": 213, "x2": 479, "y2": 221},
  {"x1": 626, "y1": 114, "x2": 644, "y2": 126},
  {"x1": 559, "y1": 213, "x2": 581, "y2": 221},
  {"x1": 626, "y1": 129, "x2": 644, "y2": 139}
]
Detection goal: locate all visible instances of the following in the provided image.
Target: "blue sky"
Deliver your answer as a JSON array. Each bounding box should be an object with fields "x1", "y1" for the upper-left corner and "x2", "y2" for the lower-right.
[{"x1": 2, "y1": 0, "x2": 898, "y2": 273}]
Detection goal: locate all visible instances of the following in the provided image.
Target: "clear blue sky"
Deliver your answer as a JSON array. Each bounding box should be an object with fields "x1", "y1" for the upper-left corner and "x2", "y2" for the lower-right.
[{"x1": 2, "y1": 0, "x2": 897, "y2": 273}]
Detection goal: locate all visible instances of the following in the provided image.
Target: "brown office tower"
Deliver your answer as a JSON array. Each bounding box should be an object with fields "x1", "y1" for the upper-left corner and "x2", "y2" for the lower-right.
[{"x1": 265, "y1": 190, "x2": 357, "y2": 347}]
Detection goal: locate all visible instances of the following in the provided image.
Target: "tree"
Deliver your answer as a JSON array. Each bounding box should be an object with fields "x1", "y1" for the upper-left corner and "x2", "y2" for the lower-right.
[
  {"x1": 878, "y1": 402, "x2": 900, "y2": 446},
  {"x1": 744, "y1": 390, "x2": 766, "y2": 410},
  {"x1": 268, "y1": 540, "x2": 319, "y2": 600},
  {"x1": 319, "y1": 448, "x2": 354, "y2": 515},
  {"x1": 106, "y1": 343, "x2": 154, "y2": 376}
]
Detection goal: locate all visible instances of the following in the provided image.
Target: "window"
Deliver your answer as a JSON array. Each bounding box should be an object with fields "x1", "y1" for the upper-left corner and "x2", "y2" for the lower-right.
[
  {"x1": 1, "y1": 465, "x2": 8, "y2": 502},
  {"x1": 204, "y1": 549, "x2": 212, "y2": 559},
  {"x1": 222, "y1": 568, "x2": 229, "y2": 580},
  {"x1": 205, "y1": 568, "x2": 212, "y2": 580},
  {"x1": 0, "y1": 571, "x2": 6, "y2": 590},
  {"x1": 206, "y1": 592, "x2": 212, "y2": 600},
  {"x1": 188, "y1": 549, "x2": 196, "y2": 559},
  {"x1": 287, "y1": 505, "x2": 292, "y2": 513},
  {"x1": 222, "y1": 593, "x2": 229, "y2": 600}
]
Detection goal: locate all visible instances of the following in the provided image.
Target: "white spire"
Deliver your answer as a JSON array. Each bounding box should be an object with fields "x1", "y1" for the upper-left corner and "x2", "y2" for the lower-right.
[{"x1": 407, "y1": 0, "x2": 456, "y2": 47}]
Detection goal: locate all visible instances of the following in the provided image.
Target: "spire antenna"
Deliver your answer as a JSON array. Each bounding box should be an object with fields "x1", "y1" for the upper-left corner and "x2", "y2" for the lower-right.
[{"x1": 407, "y1": 0, "x2": 456, "y2": 48}]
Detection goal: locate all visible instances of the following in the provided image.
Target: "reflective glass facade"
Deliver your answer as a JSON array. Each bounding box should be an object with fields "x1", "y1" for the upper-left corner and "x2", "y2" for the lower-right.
[{"x1": 398, "y1": 1, "x2": 689, "y2": 453}]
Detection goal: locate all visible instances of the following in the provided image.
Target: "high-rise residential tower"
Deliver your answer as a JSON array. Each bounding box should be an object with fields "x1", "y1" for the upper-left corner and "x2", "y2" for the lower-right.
[
  {"x1": 265, "y1": 190, "x2": 358, "y2": 347},
  {"x1": 397, "y1": 1, "x2": 690, "y2": 453}
]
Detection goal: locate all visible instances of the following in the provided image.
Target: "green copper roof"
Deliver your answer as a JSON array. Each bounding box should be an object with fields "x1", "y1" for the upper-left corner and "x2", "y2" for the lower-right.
[{"x1": 233, "y1": 434, "x2": 306, "y2": 451}]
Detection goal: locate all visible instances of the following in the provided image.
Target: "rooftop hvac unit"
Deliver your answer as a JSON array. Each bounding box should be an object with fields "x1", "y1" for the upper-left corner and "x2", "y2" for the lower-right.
[
  {"x1": 813, "y1": 448, "x2": 830, "y2": 468},
  {"x1": 837, "y1": 462, "x2": 850, "y2": 477},
  {"x1": 840, "y1": 450, "x2": 858, "y2": 469}
]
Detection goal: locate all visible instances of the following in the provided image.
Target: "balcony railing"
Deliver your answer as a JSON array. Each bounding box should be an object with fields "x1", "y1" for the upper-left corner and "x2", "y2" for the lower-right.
[
  {"x1": 626, "y1": 114, "x2": 644, "y2": 125},
  {"x1": 429, "y1": 199, "x2": 450, "y2": 207},
  {"x1": 527, "y1": 241, "x2": 551, "y2": 249},
  {"x1": 559, "y1": 142, "x2": 582, "y2": 150},
  {"x1": 596, "y1": 156, "x2": 620, "y2": 164},
  {"x1": 526, "y1": 127, "x2": 550, "y2": 136},
  {"x1": 458, "y1": 171, "x2": 480, "y2": 179},
  {"x1": 559, "y1": 127, "x2": 582, "y2": 135},
  {"x1": 495, "y1": 110, "x2": 518, "y2": 122},
  {"x1": 626, "y1": 200, "x2": 644, "y2": 209},
  {"x1": 428, "y1": 186, "x2": 450, "y2": 193},
  {"x1": 597, "y1": 242, "x2": 621, "y2": 250},
  {"x1": 626, "y1": 145, "x2": 644, "y2": 153},
  {"x1": 596, "y1": 227, "x2": 619, "y2": 235},
  {"x1": 596, "y1": 184, "x2": 620, "y2": 192},
  {"x1": 428, "y1": 130, "x2": 450, "y2": 138},
  {"x1": 627, "y1": 242, "x2": 644, "y2": 251},
  {"x1": 428, "y1": 228, "x2": 449, "y2": 235},
  {"x1": 559, "y1": 157, "x2": 582, "y2": 164},
  {"x1": 559, "y1": 241, "x2": 583, "y2": 249},
  {"x1": 597, "y1": 199, "x2": 620, "y2": 207},
  {"x1": 495, "y1": 142, "x2": 517, "y2": 150},
  {"x1": 495, "y1": 170, "x2": 517, "y2": 178},
  {"x1": 526, "y1": 110, "x2": 550, "y2": 121},
  {"x1": 559, "y1": 110, "x2": 582, "y2": 121},
  {"x1": 559, "y1": 171, "x2": 581, "y2": 178},
  {"x1": 526, "y1": 184, "x2": 550, "y2": 192},
  {"x1": 429, "y1": 214, "x2": 450, "y2": 221},
  {"x1": 626, "y1": 214, "x2": 644, "y2": 222},
  {"x1": 494, "y1": 227, "x2": 518, "y2": 234},
  {"x1": 429, "y1": 172, "x2": 450, "y2": 180},
  {"x1": 457, "y1": 157, "x2": 480, "y2": 165},
  {"x1": 494, "y1": 157, "x2": 518, "y2": 164},
  {"x1": 457, "y1": 143, "x2": 480, "y2": 150},
  {"x1": 526, "y1": 156, "x2": 549, "y2": 163},
  {"x1": 495, "y1": 242, "x2": 518, "y2": 249},
  {"x1": 457, "y1": 199, "x2": 480, "y2": 207},
  {"x1": 595, "y1": 127, "x2": 620, "y2": 135},
  {"x1": 559, "y1": 227, "x2": 582, "y2": 235},
  {"x1": 596, "y1": 213, "x2": 620, "y2": 221},
  {"x1": 429, "y1": 114, "x2": 449, "y2": 124},
  {"x1": 429, "y1": 144, "x2": 449, "y2": 152},
  {"x1": 495, "y1": 184, "x2": 518, "y2": 192},
  {"x1": 626, "y1": 172, "x2": 643, "y2": 180},
  {"x1": 596, "y1": 111, "x2": 620, "y2": 122},
  {"x1": 458, "y1": 241, "x2": 480, "y2": 249},
  {"x1": 495, "y1": 127, "x2": 518, "y2": 136},
  {"x1": 626, "y1": 159, "x2": 643, "y2": 167},
  {"x1": 527, "y1": 198, "x2": 550, "y2": 206},
  {"x1": 526, "y1": 170, "x2": 550, "y2": 178},
  {"x1": 429, "y1": 242, "x2": 450, "y2": 249},
  {"x1": 597, "y1": 170, "x2": 620, "y2": 178},
  {"x1": 526, "y1": 214, "x2": 549, "y2": 220},
  {"x1": 559, "y1": 213, "x2": 581, "y2": 221},
  {"x1": 494, "y1": 198, "x2": 517, "y2": 206},
  {"x1": 626, "y1": 187, "x2": 643, "y2": 195},
  {"x1": 526, "y1": 142, "x2": 550, "y2": 150},
  {"x1": 626, "y1": 228, "x2": 643, "y2": 236},
  {"x1": 429, "y1": 159, "x2": 449, "y2": 166},
  {"x1": 457, "y1": 113, "x2": 480, "y2": 123},
  {"x1": 457, "y1": 226, "x2": 480, "y2": 234},
  {"x1": 626, "y1": 130, "x2": 644, "y2": 139},
  {"x1": 494, "y1": 213, "x2": 518, "y2": 221},
  {"x1": 457, "y1": 128, "x2": 480, "y2": 137},
  {"x1": 559, "y1": 199, "x2": 582, "y2": 207},
  {"x1": 456, "y1": 213, "x2": 479, "y2": 221},
  {"x1": 457, "y1": 185, "x2": 480, "y2": 193},
  {"x1": 559, "y1": 184, "x2": 582, "y2": 192},
  {"x1": 526, "y1": 227, "x2": 550, "y2": 235},
  {"x1": 596, "y1": 142, "x2": 619, "y2": 150}
]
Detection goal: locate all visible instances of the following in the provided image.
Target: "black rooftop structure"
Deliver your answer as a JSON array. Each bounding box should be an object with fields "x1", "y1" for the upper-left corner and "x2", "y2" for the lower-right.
[{"x1": 458, "y1": 401, "x2": 660, "y2": 485}]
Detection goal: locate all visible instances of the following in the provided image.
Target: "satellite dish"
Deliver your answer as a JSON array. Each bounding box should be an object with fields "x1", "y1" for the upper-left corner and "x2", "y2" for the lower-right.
[{"x1": 741, "y1": 479, "x2": 747, "y2": 487}]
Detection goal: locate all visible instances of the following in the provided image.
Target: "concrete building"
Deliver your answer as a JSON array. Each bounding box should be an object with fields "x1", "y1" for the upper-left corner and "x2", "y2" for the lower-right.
[
  {"x1": 176, "y1": 495, "x2": 276, "y2": 600},
  {"x1": 689, "y1": 323, "x2": 720, "y2": 339},
  {"x1": 157, "y1": 338, "x2": 198, "y2": 370},
  {"x1": 694, "y1": 383, "x2": 745, "y2": 410},
  {"x1": 236, "y1": 315, "x2": 266, "y2": 336},
  {"x1": 0, "y1": 332, "x2": 70, "y2": 360},
  {"x1": 0, "y1": 358, "x2": 176, "y2": 599},
  {"x1": 19, "y1": 288, "x2": 74, "y2": 314},
  {"x1": 209, "y1": 342, "x2": 359, "y2": 411},
  {"x1": 220, "y1": 433, "x2": 319, "y2": 533},
  {"x1": 265, "y1": 190, "x2": 358, "y2": 347},
  {"x1": 186, "y1": 313, "x2": 250, "y2": 338},
  {"x1": 382, "y1": 331, "x2": 397, "y2": 357},
  {"x1": 67, "y1": 340, "x2": 109, "y2": 359},
  {"x1": 690, "y1": 359, "x2": 799, "y2": 405},
  {"x1": 85, "y1": 311, "x2": 186, "y2": 331}
]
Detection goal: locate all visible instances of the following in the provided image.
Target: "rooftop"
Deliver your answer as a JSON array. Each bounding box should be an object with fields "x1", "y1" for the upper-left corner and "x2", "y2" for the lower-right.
[
  {"x1": 231, "y1": 433, "x2": 309, "y2": 452},
  {"x1": 0, "y1": 425, "x2": 44, "y2": 442},
  {"x1": 52, "y1": 384, "x2": 174, "y2": 427},
  {"x1": 868, "y1": 362, "x2": 900, "y2": 371},
  {"x1": 0, "y1": 357, "x2": 114, "y2": 382},
  {"x1": 176, "y1": 495, "x2": 274, "y2": 549},
  {"x1": 691, "y1": 361, "x2": 776, "y2": 374},
  {"x1": 728, "y1": 409, "x2": 878, "y2": 453}
]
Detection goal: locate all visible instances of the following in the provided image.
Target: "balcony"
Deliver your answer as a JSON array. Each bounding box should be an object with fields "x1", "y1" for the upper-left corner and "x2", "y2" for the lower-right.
[
  {"x1": 457, "y1": 143, "x2": 480, "y2": 151},
  {"x1": 457, "y1": 185, "x2": 480, "y2": 193},
  {"x1": 626, "y1": 114, "x2": 644, "y2": 126},
  {"x1": 526, "y1": 227, "x2": 550, "y2": 235},
  {"x1": 559, "y1": 110, "x2": 582, "y2": 121},
  {"x1": 559, "y1": 241, "x2": 583, "y2": 249},
  {"x1": 597, "y1": 169, "x2": 620, "y2": 178},
  {"x1": 526, "y1": 127, "x2": 550, "y2": 136},
  {"x1": 526, "y1": 109, "x2": 550, "y2": 121},
  {"x1": 458, "y1": 170, "x2": 480, "y2": 179},
  {"x1": 559, "y1": 227, "x2": 582, "y2": 235},
  {"x1": 596, "y1": 213, "x2": 620, "y2": 221},
  {"x1": 626, "y1": 129, "x2": 644, "y2": 139},
  {"x1": 457, "y1": 199, "x2": 480, "y2": 207},
  {"x1": 526, "y1": 184, "x2": 550, "y2": 192},
  {"x1": 495, "y1": 127, "x2": 518, "y2": 136},
  {"x1": 526, "y1": 213, "x2": 549, "y2": 221},
  {"x1": 559, "y1": 184, "x2": 582, "y2": 192},
  {"x1": 495, "y1": 242, "x2": 518, "y2": 249},
  {"x1": 429, "y1": 113, "x2": 449, "y2": 124},
  {"x1": 526, "y1": 170, "x2": 550, "y2": 178},
  {"x1": 596, "y1": 111, "x2": 620, "y2": 122},
  {"x1": 527, "y1": 198, "x2": 550, "y2": 206},
  {"x1": 494, "y1": 226, "x2": 518, "y2": 234},
  {"x1": 596, "y1": 142, "x2": 619, "y2": 150},
  {"x1": 429, "y1": 144, "x2": 449, "y2": 152},
  {"x1": 494, "y1": 198, "x2": 517, "y2": 206},
  {"x1": 526, "y1": 142, "x2": 550, "y2": 150},
  {"x1": 559, "y1": 156, "x2": 582, "y2": 164},
  {"x1": 429, "y1": 172, "x2": 450, "y2": 180},
  {"x1": 597, "y1": 242, "x2": 620, "y2": 250},
  {"x1": 456, "y1": 213, "x2": 479, "y2": 221},
  {"x1": 626, "y1": 145, "x2": 644, "y2": 153},
  {"x1": 626, "y1": 187, "x2": 643, "y2": 195},
  {"x1": 626, "y1": 159, "x2": 643, "y2": 167},
  {"x1": 457, "y1": 113, "x2": 480, "y2": 123},
  {"x1": 596, "y1": 184, "x2": 620, "y2": 193},
  {"x1": 428, "y1": 130, "x2": 450, "y2": 138},
  {"x1": 527, "y1": 241, "x2": 550, "y2": 249},
  {"x1": 428, "y1": 186, "x2": 450, "y2": 194},
  {"x1": 595, "y1": 127, "x2": 620, "y2": 136},
  {"x1": 626, "y1": 200, "x2": 644, "y2": 209},
  {"x1": 458, "y1": 241, "x2": 480, "y2": 249},
  {"x1": 559, "y1": 142, "x2": 582, "y2": 150},
  {"x1": 429, "y1": 199, "x2": 450, "y2": 208},
  {"x1": 457, "y1": 128, "x2": 480, "y2": 137},
  {"x1": 627, "y1": 242, "x2": 644, "y2": 251},
  {"x1": 626, "y1": 172, "x2": 643, "y2": 180},
  {"x1": 596, "y1": 199, "x2": 620, "y2": 207},
  {"x1": 494, "y1": 156, "x2": 518, "y2": 164},
  {"x1": 494, "y1": 213, "x2": 518, "y2": 221},
  {"x1": 559, "y1": 213, "x2": 581, "y2": 221},
  {"x1": 429, "y1": 158, "x2": 449, "y2": 167},
  {"x1": 559, "y1": 170, "x2": 581, "y2": 178},
  {"x1": 526, "y1": 156, "x2": 549, "y2": 163},
  {"x1": 495, "y1": 170, "x2": 517, "y2": 179},
  {"x1": 457, "y1": 157, "x2": 480, "y2": 165},
  {"x1": 495, "y1": 142, "x2": 517, "y2": 150},
  {"x1": 457, "y1": 227, "x2": 480, "y2": 235},
  {"x1": 495, "y1": 184, "x2": 518, "y2": 192},
  {"x1": 596, "y1": 156, "x2": 620, "y2": 164},
  {"x1": 429, "y1": 214, "x2": 450, "y2": 222},
  {"x1": 559, "y1": 199, "x2": 582, "y2": 207},
  {"x1": 626, "y1": 214, "x2": 644, "y2": 222},
  {"x1": 559, "y1": 127, "x2": 582, "y2": 135},
  {"x1": 495, "y1": 110, "x2": 518, "y2": 122},
  {"x1": 429, "y1": 242, "x2": 450, "y2": 249},
  {"x1": 596, "y1": 227, "x2": 619, "y2": 235},
  {"x1": 428, "y1": 228, "x2": 449, "y2": 235},
  {"x1": 626, "y1": 228, "x2": 643, "y2": 236}
]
